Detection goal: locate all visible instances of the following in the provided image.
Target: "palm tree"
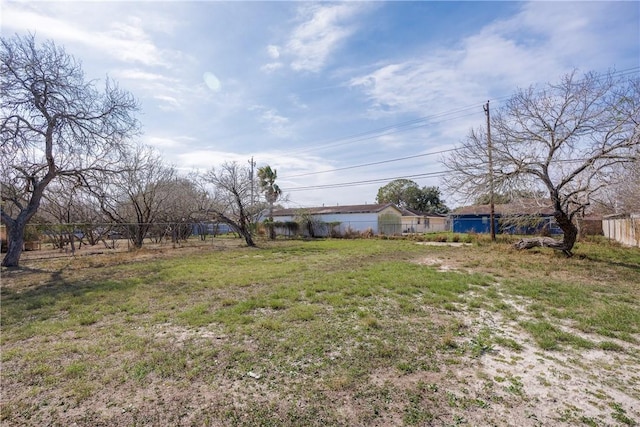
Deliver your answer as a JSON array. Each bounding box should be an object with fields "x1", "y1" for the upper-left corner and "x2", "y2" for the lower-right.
[{"x1": 257, "y1": 166, "x2": 282, "y2": 240}]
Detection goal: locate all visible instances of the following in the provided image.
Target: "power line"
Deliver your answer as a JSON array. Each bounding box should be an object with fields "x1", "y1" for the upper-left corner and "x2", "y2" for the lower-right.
[
  {"x1": 283, "y1": 67, "x2": 640, "y2": 174},
  {"x1": 286, "y1": 105, "x2": 481, "y2": 155},
  {"x1": 282, "y1": 148, "x2": 458, "y2": 179},
  {"x1": 282, "y1": 170, "x2": 449, "y2": 192},
  {"x1": 281, "y1": 154, "x2": 624, "y2": 193},
  {"x1": 278, "y1": 66, "x2": 640, "y2": 194}
]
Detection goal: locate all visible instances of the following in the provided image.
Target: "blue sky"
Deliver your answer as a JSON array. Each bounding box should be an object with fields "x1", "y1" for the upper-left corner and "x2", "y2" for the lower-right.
[{"x1": 2, "y1": 1, "x2": 639, "y2": 208}]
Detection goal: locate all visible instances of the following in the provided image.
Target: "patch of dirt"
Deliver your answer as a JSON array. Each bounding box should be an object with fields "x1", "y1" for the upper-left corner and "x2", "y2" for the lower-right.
[
  {"x1": 416, "y1": 242, "x2": 472, "y2": 247},
  {"x1": 451, "y1": 298, "x2": 640, "y2": 426},
  {"x1": 412, "y1": 256, "x2": 459, "y2": 272},
  {"x1": 152, "y1": 323, "x2": 228, "y2": 345}
]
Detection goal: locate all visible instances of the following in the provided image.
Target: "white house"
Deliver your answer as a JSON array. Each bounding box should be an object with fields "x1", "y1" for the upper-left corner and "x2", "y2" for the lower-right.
[
  {"x1": 400, "y1": 208, "x2": 448, "y2": 233},
  {"x1": 269, "y1": 203, "x2": 403, "y2": 237}
]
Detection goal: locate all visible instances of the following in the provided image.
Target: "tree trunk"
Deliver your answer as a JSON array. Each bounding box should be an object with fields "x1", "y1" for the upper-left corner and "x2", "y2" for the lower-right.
[
  {"x1": 554, "y1": 209, "x2": 578, "y2": 253},
  {"x1": 241, "y1": 229, "x2": 255, "y2": 247},
  {"x1": 228, "y1": 221, "x2": 255, "y2": 247},
  {"x1": 513, "y1": 210, "x2": 577, "y2": 257},
  {"x1": 268, "y1": 203, "x2": 276, "y2": 240},
  {"x1": 1, "y1": 222, "x2": 25, "y2": 268}
]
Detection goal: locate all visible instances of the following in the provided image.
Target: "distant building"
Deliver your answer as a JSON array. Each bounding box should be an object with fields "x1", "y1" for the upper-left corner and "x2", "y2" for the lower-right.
[
  {"x1": 269, "y1": 203, "x2": 403, "y2": 237},
  {"x1": 450, "y1": 200, "x2": 562, "y2": 235},
  {"x1": 399, "y1": 208, "x2": 448, "y2": 233}
]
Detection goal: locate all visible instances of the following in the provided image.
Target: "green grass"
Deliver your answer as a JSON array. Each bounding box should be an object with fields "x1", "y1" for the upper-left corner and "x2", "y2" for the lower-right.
[
  {"x1": 1, "y1": 237, "x2": 639, "y2": 426},
  {"x1": 520, "y1": 320, "x2": 595, "y2": 350}
]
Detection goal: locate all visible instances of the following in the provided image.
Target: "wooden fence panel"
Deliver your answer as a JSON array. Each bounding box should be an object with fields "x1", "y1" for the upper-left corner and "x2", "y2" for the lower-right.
[{"x1": 603, "y1": 215, "x2": 640, "y2": 247}]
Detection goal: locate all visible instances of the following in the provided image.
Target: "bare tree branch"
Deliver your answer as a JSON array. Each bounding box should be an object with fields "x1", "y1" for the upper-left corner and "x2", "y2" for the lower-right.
[
  {"x1": 1, "y1": 34, "x2": 139, "y2": 267},
  {"x1": 444, "y1": 69, "x2": 640, "y2": 256}
]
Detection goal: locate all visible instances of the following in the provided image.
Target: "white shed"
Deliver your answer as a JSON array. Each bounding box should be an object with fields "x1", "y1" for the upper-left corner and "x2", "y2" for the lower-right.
[{"x1": 269, "y1": 203, "x2": 403, "y2": 237}]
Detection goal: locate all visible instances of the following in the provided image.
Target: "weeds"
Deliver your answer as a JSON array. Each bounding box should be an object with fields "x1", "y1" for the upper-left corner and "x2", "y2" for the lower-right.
[{"x1": 1, "y1": 238, "x2": 638, "y2": 426}]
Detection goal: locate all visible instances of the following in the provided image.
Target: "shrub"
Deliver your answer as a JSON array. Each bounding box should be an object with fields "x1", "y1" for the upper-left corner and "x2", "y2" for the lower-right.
[{"x1": 362, "y1": 228, "x2": 375, "y2": 239}]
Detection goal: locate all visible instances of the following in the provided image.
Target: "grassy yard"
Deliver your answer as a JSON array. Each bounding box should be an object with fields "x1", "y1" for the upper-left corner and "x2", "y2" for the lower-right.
[{"x1": 1, "y1": 237, "x2": 639, "y2": 426}]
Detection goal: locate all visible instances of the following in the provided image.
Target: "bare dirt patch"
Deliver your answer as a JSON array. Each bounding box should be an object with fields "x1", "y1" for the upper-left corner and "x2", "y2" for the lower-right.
[
  {"x1": 417, "y1": 242, "x2": 473, "y2": 247},
  {"x1": 451, "y1": 297, "x2": 640, "y2": 426},
  {"x1": 412, "y1": 256, "x2": 458, "y2": 272}
]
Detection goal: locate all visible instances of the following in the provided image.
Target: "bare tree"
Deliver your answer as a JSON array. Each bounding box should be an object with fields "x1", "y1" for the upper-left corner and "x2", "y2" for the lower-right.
[
  {"x1": 38, "y1": 180, "x2": 118, "y2": 249},
  {"x1": 94, "y1": 144, "x2": 175, "y2": 248},
  {"x1": 444, "y1": 70, "x2": 640, "y2": 256},
  {"x1": 204, "y1": 162, "x2": 259, "y2": 247},
  {"x1": 600, "y1": 162, "x2": 640, "y2": 214},
  {"x1": 155, "y1": 176, "x2": 210, "y2": 244},
  {"x1": 36, "y1": 180, "x2": 85, "y2": 253},
  {"x1": 0, "y1": 34, "x2": 139, "y2": 267}
]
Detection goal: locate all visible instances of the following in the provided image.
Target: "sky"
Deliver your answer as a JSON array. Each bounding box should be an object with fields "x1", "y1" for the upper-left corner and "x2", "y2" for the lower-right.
[{"x1": 2, "y1": 1, "x2": 639, "y2": 209}]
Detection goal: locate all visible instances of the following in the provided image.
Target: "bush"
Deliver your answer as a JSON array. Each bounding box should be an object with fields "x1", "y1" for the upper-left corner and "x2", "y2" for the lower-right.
[{"x1": 462, "y1": 234, "x2": 475, "y2": 244}]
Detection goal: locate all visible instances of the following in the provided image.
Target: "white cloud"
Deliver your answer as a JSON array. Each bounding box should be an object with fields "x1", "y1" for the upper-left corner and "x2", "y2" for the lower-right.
[
  {"x1": 350, "y1": 58, "x2": 482, "y2": 116},
  {"x1": 250, "y1": 105, "x2": 292, "y2": 138},
  {"x1": 261, "y1": 62, "x2": 284, "y2": 73},
  {"x1": 2, "y1": 3, "x2": 176, "y2": 68},
  {"x1": 175, "y1": 149, "x2": 324, "y2": 176},
  {"x1": 102, "y1": 19, "x2": 166, "y2": 66},
  {"x1": 111, "y1": 69, "x2": 187, "y2": 111},
  {"x1": 113, "y1": 69, "x2": 176, "y2": 83},
  {"x1": 153, "y1": 95, "x2": 182, "y2": 111},
  {"x1": 288, "y1": 94, "x2": 309, "y2": 110},
  {"x1": 286, "y1": 3, "x2": 367, "y2": 72},
  {"x1": 267, "y1": 44, "x2": 280, "y2": 59},
  {"x1": 349, "y1": 2, "x2": 637, "y2": 118},
  {"x1": 261, "y1": 45, "x2": 283, "y2": 72},
  {"x1": 146, "y1": 136, "x2": 182, "y2": 149}
]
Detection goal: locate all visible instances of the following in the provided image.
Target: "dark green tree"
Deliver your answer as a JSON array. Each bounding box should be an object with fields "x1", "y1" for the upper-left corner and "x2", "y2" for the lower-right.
[
  {"x1": 377, "y1": 179, "x2": 448, "y2": 213},
  {"x1": 376, "y1": 179, "x2": 416, "y2": 207},
  {"x1": 406, "y1": 185, "x2": 449, "y2": 214}
]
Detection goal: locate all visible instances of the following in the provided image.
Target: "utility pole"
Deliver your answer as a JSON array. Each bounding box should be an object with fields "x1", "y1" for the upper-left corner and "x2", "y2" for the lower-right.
[
  {"x1": 484, "y1": 100, "x2": 496, "y2": 242},
  {"x1": 248, "y1": 157, "x2": 256, "y2": 206}
]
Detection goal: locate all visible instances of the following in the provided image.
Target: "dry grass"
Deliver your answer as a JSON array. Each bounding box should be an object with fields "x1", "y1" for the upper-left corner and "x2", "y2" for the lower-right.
[{"x1": 1, "y1": 236, "x2": 639, "y2": 426}]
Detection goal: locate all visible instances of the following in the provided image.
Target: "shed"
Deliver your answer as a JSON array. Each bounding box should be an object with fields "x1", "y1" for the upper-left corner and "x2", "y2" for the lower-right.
[
  {"x1": 269, "y1": 203, "x2": 403, "y2": 237},
  {"x1": 450, "y1": 200, "x2": 561, "y2": 235}
]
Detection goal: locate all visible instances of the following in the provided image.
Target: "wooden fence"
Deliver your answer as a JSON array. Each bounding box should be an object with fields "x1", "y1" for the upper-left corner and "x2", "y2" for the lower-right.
[{"x1": 602, "y1": 214, "x2": 640, "y2": 247}]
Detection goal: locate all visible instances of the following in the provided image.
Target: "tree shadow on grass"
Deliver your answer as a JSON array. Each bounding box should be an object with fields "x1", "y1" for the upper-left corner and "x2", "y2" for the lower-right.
[
  {"x1": 1, "y1": 266, "x2": 137, "y2": 325},
  {"x1": 576, "y1": 254, "x2": 640, "y2": 273}
]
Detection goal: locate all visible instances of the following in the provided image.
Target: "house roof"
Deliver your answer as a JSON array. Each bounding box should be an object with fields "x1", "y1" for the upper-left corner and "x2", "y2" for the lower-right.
[
  {"x1": 399, "y1": 207, "x2": 446, "y2": 218},
  {"x1": 452, "y1": 199, "x2": 556, "y2": 216},
  {"x1": 271, "y1": 203, "x2": 400, "y2": 217},
  {"x1": 400, "y1": 208, "x2": 446, "y2": 218}
]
